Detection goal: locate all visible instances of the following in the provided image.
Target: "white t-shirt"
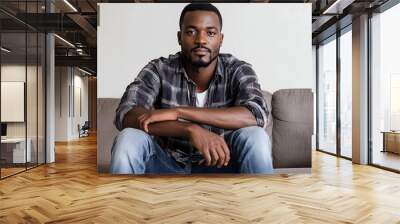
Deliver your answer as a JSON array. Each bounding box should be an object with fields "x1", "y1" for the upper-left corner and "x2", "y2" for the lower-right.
[
  {"x1": 178, "y1": 89, "x2": 208, "y2": 123},
  {"x1": 196, "y1": 89, "x2": 208, "y2": 107}
]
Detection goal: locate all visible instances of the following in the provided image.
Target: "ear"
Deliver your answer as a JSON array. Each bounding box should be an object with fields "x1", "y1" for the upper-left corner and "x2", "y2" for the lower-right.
[
  {"x1": 220, "y1": 33, "x2": 224, "y2": 46},
  {"x1": 177, "y1": 31, "x2": 182, "y2": 45}
]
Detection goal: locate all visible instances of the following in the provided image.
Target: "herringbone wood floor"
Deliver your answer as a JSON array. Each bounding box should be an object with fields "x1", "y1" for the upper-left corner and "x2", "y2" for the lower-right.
[{"x1": 1, "y1": 134, "x2": 400, "y2": 224}]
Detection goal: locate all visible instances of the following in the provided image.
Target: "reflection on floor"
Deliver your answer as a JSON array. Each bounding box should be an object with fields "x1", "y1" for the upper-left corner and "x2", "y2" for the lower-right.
[
  {"x1": 0, "y1": 163, "x2": 40, "y2": 178},
  {"x1": 0, "y1": 167, "x2": 25, "y2": 177},
  {"x1": 373, "y1": 150, "x2": 400, "y2": 171}
]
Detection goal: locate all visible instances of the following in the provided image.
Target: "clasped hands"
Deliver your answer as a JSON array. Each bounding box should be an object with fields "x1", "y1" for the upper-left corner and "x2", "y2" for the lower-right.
[{"x1": 138, "y1": 108, "x2": 230, "y2": 168}]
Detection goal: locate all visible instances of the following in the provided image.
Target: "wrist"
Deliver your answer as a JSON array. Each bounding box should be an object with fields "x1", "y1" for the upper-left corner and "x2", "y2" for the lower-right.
[
  {"x1": 176, "y1": 107, "x2": 184, "y2": 119},
  {"x1": 186, "y1": 123, "x2": 199, "y2": 137}
]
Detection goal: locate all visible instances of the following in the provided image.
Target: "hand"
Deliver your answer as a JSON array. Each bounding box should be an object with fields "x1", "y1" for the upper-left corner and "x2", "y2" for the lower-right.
[
  {"x1": 138, "y1": 109, "x2": 179, "y2": 132},
  {"x1": 188, "y1": 125, "x2": 230, "y2": 168}
]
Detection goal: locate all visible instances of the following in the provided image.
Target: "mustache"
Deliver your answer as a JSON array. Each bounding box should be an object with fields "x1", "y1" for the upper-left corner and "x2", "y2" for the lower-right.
[{"x1": 191, "y1": 46, "x2": 211, "y2": 52}]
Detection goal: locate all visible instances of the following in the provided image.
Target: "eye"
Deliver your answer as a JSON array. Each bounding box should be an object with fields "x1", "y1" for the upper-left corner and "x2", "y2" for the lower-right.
[
  {"x1": 207, "y1": 31, "x2": 216, "y2": 37},
  {"x1": 186, "y1": 30, "x2": 196, "y2": 36}
]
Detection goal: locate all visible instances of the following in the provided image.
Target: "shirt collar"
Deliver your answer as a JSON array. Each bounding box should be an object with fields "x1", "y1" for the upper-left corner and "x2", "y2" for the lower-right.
[{"x1": 177, "y1": 52, "x2": 224, "y2": 83}]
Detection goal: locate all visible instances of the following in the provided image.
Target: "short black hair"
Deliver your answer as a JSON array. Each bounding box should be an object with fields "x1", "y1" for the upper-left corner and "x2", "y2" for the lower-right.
[{"x1": 179, "y1": 3, "x2": 223, "y2": 30}]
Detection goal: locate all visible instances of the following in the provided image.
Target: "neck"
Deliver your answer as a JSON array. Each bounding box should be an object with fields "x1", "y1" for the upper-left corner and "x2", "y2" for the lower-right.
[{"x1": 184, "y1": 58, "x2": 218, "y2": 92}]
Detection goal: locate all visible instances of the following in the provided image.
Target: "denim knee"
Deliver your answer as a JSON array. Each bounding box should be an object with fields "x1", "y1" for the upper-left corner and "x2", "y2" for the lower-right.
[
  {"x1": 236, "y1": 126, "x2": 270, "y2": 143},
  {"x1": 230, "y1": 126, "x2": 273, "y2": 173},
  {"x1": 231, "y1": 126, "x2": 272, "y2": 156},
  {"x1": 112, "y1": 128, "x2": 153, "y2": 157}
]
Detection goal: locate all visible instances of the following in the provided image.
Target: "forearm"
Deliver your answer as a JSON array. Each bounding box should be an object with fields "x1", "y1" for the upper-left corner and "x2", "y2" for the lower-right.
[
  {"x1": 122, "y1": 107, "x2": 196, "y2": 138},
  {"x1": 178, "y1": 106, "x2": 257, "y2": 129},
  {"x1": 147, "y1": 121, "x2": 196, "y2": 138},
  {"x1": 122, "y1": 107, "x2": 148, "y2": 130}
]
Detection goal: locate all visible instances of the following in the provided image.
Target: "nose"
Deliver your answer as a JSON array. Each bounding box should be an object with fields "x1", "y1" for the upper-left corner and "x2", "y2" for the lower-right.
[{"x1": 194, "y1": 31, "x2": 207, "y2": 45}]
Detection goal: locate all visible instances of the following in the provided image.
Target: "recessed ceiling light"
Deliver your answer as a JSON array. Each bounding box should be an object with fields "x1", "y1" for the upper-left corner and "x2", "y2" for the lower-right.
[
  {"x1": 1, "y1": 47, "x2": 11, "y2": 53},
  {"x1": 54, "y1": 34, "x2": 75, "y2": 48},
  {"x1": 63, "y1": 0, "x2": 78, "y2": 12},
  {"x1": 78, "y1": 67, "x2": 92, "y2": 76},
  {"x1": 322, "y1": 0, "x2": 354, "y2": 15}
]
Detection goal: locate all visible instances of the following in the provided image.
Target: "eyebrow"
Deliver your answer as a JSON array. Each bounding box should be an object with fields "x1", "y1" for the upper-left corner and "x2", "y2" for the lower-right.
[{"x1": 185, "y1": 25, "x2": 219, "y2": 30}]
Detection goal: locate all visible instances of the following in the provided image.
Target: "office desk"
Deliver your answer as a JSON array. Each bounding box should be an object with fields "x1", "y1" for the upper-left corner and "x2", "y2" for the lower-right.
[
  {"x1": 381, "y1": 131, "x2": 400, "y2": 154},
  {"x1": 1, "y1": 138, "x2": 32, "y2": 163}
]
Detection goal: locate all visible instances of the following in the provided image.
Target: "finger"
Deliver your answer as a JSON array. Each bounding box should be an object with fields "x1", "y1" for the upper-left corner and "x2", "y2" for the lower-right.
[
  {"x1": 137, "y1": 115, "x2": 143, "y2": 128},
  {"x1": 139, "y1": 115, "x2": 151, "y2": 132},
  {"x1": 215, "y1": 145, "x2": 226, "y2": 168},
  {"x1": 221, "y1": 139, "x2": 230, "y2": 166},
  {"x1": 198, "y1": 159, "x2": 205, "y2": 166},
  {"x1": 202, "y1": 149, "x2": 212, "y2": 167},
  {"x1": 138, "y1": 115, "x2": 146, "y2": 130},
  {"x1": 138, "y1": 118, "x2": 143, "y2": 130},
  {"x1": 209, "y1": 148, "x2": 219, "y2": 167},
  {"x1": 143, "y1": 119, "x2": 150, "y2": 132}
]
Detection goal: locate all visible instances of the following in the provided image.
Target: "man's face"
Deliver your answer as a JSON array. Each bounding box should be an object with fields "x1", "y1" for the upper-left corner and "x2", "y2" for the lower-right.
[{"x1": 178, "y1": 10, "x2": 223, "y2": 68}]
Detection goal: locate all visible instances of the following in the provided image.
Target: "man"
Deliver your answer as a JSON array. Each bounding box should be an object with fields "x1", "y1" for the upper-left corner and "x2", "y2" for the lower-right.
[{"x1": 110, "y1": 3, "x2": 273, "y2": 174}]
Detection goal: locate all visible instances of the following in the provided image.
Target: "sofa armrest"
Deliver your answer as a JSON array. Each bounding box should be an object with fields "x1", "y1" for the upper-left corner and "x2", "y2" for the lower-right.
[
  {"x1": 271, "y1": 89, "x2": 313, "y2": 168},
  {"x1": 97, "y1": 98, "x2": 120, "y2": 173}
]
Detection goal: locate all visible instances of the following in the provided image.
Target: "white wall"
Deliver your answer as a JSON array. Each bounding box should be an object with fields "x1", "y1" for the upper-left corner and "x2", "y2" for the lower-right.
[
  {"x1": 54, "y1": 67, "x2": 89, "y2": 141},
  {"x1": 72, "y1": 73, "x2": 89, "y2": 138},
  {"x1": 98, "y1": 3, "x2": 313, "y2": 98}
]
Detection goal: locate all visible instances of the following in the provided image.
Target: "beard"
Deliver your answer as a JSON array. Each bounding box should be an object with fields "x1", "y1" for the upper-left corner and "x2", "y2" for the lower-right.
[
  {"x1": 182, "y1": 47, "x2": 219, "y2": 68},
  {"x1": 191, "y1": 54, "x2": 219, "y2": 67}
]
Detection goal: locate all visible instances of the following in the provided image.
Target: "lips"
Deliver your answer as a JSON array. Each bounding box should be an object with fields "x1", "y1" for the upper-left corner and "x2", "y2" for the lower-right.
[{"x1": 192, "y1": 48, "x2": 210, "y2": 56}]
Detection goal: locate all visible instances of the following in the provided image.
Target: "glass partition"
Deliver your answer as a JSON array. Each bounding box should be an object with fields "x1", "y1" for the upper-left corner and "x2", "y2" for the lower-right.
[
  {"x1": 38, "y1": 32, "x2": 45, "y2": 165},
  {"x1": 0, "y1": 1, "x2": 46, "y2": 179},
  {"x1": 27, "y1": 31, "x2": 38, "y2": 169},
  {"x1": 1, "y1": 31, "x2": 28, "y2": 177}
]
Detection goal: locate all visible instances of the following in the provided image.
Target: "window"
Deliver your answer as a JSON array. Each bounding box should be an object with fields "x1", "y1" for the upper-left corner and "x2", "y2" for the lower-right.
[
  {"x1": 340, "y1": 29, "x2": 352, "y2": 158},
  {"x1": 318, "y1": 36, "x2": 337, "y2": 155},
  {"x1": 370, "y1": 2, "x2": 400, "y2": 171}
]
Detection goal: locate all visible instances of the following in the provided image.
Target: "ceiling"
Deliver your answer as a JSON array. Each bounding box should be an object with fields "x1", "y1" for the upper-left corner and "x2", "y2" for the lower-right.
[{"x1": 0, "y1": 0, "x2": 393, "y2": 75}]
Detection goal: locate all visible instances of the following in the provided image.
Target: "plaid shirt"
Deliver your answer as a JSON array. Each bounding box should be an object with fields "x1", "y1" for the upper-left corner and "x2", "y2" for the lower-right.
[{"x1": 115, "y1": 52, "x2": 269, "y2": 166}]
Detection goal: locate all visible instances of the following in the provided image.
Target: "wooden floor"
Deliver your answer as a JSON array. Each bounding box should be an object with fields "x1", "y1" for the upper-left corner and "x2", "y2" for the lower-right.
[{"x1": 1, "y1": 134, "x2": 400, "y2": 223}]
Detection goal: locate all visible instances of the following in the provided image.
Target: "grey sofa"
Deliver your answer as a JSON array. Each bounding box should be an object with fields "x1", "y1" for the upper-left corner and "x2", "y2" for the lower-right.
[{"x1": 97, "y1": 89, "x2": 314, "y2": 173}]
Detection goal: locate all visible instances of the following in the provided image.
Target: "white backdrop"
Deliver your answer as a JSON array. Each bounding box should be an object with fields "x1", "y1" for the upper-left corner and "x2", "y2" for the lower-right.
[{"x1": 98, "y1": 3, "x2": 313, "y2": 98}]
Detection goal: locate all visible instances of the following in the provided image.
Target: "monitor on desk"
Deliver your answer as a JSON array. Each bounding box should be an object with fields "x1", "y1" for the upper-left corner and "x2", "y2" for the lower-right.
[{"x1": 1, "y1": 123, "x2": 7, "y2": 138}]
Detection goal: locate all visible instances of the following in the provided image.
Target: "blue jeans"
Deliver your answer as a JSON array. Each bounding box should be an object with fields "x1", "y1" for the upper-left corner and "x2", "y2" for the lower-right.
[{"x1": 110, "y1": 126, "x2": 273, "y2": 174}]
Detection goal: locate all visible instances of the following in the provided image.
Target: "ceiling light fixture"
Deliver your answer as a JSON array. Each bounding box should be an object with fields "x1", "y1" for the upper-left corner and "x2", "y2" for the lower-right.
[
  {"x1": 322, "y1": 0, "x2": 354, "y2": 15},
  {"x1": 63, "y1": 0, "x2": 78, "y2": 12},
  {"x1": 78, "y1": 67, "x2": 92, "y2": 76},
  {"x1": 1, "y1": 47, "x2": 11, "y2": 53},
  {"x1": 54, "y1": 34, "x2": 75, "y2": 48}
]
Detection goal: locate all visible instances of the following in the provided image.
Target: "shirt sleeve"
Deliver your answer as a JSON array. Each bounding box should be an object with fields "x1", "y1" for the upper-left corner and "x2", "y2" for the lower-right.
[
  {"x1": 233, "y1": 63, "x2": 269, "y2": 128},
  {"x1": 114, "y1": 63, "x2": 161, "y2": 131}
]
